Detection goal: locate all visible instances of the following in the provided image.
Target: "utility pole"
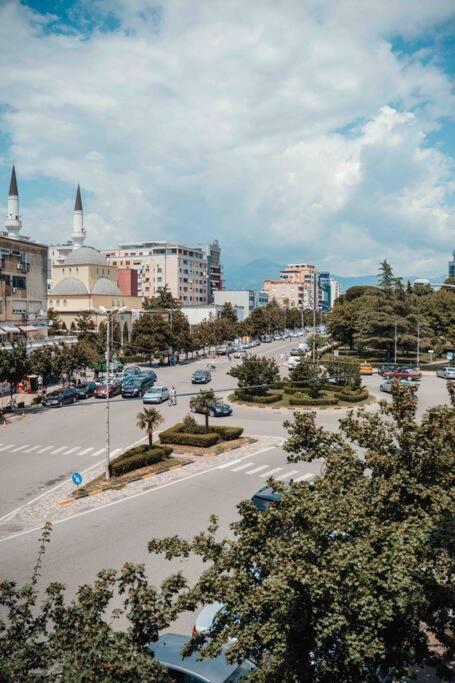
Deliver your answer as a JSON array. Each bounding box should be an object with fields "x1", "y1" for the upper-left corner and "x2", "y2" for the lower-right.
[
  {"x1": 417, "y1": 321, "x2": 420, "y2": 368},
  {"x1": 312, "y1": 275, "x2": 317, "y2": 363},
  {"x1": 301, "y1": 305, "x2": 304, "y2": 332},
  {"x1": 394, "y1": 322, "x2": 397, "y2": 364},
  {"x1": 105, "y1": 313, "x2": 111, "y2": 481}
]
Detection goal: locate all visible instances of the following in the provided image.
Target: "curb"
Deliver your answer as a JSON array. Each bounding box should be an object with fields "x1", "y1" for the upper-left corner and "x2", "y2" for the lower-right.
[{"x1": 57, "y1": 460, "x2": 191, "y2": 506}]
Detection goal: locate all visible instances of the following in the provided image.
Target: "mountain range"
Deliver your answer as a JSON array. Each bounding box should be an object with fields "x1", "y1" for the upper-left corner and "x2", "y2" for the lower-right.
[{"x1": 223, "y1": 258, "x2": 443, "y2": 293}]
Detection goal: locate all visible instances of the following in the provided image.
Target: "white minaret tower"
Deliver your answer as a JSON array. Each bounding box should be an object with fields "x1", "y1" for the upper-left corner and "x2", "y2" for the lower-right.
[
  {"x1": 5, "y1": 166, "x2": 22, "y2": 238},
  {"x1": 72, "y1": 183, "x2": 86, "y2": 249}
]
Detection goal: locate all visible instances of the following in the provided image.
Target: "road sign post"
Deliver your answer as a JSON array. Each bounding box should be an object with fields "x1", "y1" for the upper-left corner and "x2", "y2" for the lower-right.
[{"x1": 71, "y1": 472, "x2": 83, "y2": 487}]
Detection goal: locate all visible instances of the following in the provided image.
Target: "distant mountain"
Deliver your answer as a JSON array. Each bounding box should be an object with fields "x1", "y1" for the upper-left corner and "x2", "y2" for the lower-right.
[{"x1": 223, "y1": 260, "x2": 443, "y2": 293}]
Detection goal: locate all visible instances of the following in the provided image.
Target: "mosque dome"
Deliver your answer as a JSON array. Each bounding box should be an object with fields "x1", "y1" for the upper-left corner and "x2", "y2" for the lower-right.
[
  {"x1": 50, "y1": 277, "x2": 89, "y2": 296},
  {"x1": 65, "y1": 246, "x2": 107, "y2": 266},
  {"x1": 91, "y1": 278, "x2": 122, "y2": 295}
]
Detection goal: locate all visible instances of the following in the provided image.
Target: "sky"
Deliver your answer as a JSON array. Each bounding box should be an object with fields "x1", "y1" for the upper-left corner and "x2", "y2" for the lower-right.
[{"x1": 0, "y1": 0, "x2": 454, "y2": 277}]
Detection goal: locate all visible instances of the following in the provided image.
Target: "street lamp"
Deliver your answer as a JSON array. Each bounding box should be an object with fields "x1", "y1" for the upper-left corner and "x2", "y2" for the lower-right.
[{"x1": 90, "y1": 306, "x2": 127, "y2": 480}]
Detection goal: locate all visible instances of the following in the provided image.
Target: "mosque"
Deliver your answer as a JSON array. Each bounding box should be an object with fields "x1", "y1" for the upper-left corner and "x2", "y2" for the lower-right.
[{"x1": 48, "y1": 186, "x2": 143, "y2": 343}]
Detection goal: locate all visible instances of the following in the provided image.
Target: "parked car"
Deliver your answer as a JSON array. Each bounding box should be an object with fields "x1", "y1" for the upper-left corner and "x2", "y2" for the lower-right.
[
  {"x1": 122, "y1": 366, "x2": 141, "y2": 378},
  {"x1": 251, "y1": 485, "x2": 282, "y2": 511},
  {"x1": 75, "y1": 381, "x2": 97, "y2": 399},
  {"x1": 380, "y1": 378, "x2": 415, "y2": 394},
  {"x1": 191, "y1": 401, "x2": 232, "y2": 417},
  {"x1": 289, "y1": 347, "x2": 303, "y2": 356},
  {"x1": 359, "y1": 363, "x2": 374, "y2": 376},
  {"x1": 42, "y1": 387, "x2": 79, "y2": 407},
  {"x1": 94, "y1": 382, "x2": 122, "y2": 398},
  {"x1": 383, "y1": 366, "x2": 422, "y2": 381},
  {"x1": 143, "y1": 385, "x2": 170, "y2": 404},
  {"x1": 217, "y1": 345, "x2": 228, "y2": 355},
  {"x1": 378, "y1": 363, "x2": 396, "y2": 376},
  {"x1": 121, "y1": 375, "x2": 155, "y2": 398},
  {"x1": 436, "y1": 366, "x2": 455, "y2": 379},
  {"x1": 147, "y1": 633, "x2": 256, "y2": 681},
  {"x1": 288, "y1": 356, "x2": 303, "y2": 370},
  {"x1": 193, "y1": 602, "x2": 226, "y2": 637},
  {"x1": 192, "y1": 369, "x2": 211, "y2": 384},
  {"x1": 137, "y1": 369, "x2": 157, "y2": 382}
]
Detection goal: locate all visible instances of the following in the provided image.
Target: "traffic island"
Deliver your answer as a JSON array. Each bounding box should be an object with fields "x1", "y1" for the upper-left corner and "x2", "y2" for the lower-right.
[
  {"x1": 229, "y1": 387, "x2": 373, "y2": 410},
  {"x1": 158, "y1": 422, "x2": 255, "y2": 456}
]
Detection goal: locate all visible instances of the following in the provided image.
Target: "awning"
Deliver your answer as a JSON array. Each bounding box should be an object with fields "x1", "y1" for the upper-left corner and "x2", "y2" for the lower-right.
[
  {"x1": 18, "y1": 325, "x2": 40, "y2": 332},
  {"x1": 1, "y1": 326, "x2": 21, "y2": 333}
]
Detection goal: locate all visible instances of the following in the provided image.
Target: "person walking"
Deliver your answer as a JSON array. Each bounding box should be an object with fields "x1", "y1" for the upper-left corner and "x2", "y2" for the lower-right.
[
  {"x1": 169, "y1": 385, "x2": 177, "y2": 406},
  {"x1": 37, "y1": 374, "x2": 43, "y2": 392}
]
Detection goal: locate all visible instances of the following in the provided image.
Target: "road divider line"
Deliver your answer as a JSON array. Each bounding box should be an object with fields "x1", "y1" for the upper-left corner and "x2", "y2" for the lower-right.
[
  {"x1": 64, "y1": 446, "x2": 80, "y2": 455},
  {"x1": 259, "y1": 467, "x2": 283, "y2": 478},
  {"x1": 27, "y1": 445, "x2": 42, "y2": 452},
  {"x1": 245, "y1": 465, "x2": 269, "y2": 475},
  {"x1": 218, "y1": 459, "x2": 242, "y2": 469},
  {"x1": 275, "y1": 470, "x2": 299, "y2": 480},
  {"x1": 231, "y1": 462, "x2": 255, "y2": 472},
  {"x1": 51, "y1": 446, "x2": 67, "y2": 455},
  {"x1": 0, "y1": 444, "x2": 14, "y2": 452},
  {"x1": 294, "y1": 473, "x2": 316, "y2": 482},
  {"x1": 36, "y1": 446, "x2": 52, "y2": 454},
  {"x1": 78, "y1": 447, "x2": 94, "y2": 455},
  {"x1": 91, "y1": 448, "x2": 105, "y2": 457}
]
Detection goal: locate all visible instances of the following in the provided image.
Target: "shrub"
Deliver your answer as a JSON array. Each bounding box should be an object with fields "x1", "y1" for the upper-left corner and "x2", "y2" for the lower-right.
[
  {"x1": 289, "y1": 394, "x2": 339, "y2": 406},
  {"x1": 253, "y1": 393, "x2": 283, "y2": 404},
  {"x1": 182, "y1": 414, "x2": 199, "y2": 433},
  {"x1": 159, "y1": 426, "x2": 220, "y2": 447},
  {"x1": 334, "y1": 389, "x2": 369, "y2": 403},
  {"x1": 211, "y1": 426, "x2": 244, "y2": 440},
  {"x1": 110, "y1": 445, "x2": 173, "y2": 477},
  {"x1": 284, "y1": 386, "x2": 311, "y2": 395}
]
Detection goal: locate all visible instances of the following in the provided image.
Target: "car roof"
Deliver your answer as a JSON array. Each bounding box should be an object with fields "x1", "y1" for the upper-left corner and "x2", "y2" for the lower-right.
[
  {"x1": 252, "y1": 485, "x2": 281, "y2": 502},
  {"x1": 147, "y1": 633, "x2": 247, "y2": 682},
  {"x1": 145, "y1": 385, "x2": 167, "y2": 391}
]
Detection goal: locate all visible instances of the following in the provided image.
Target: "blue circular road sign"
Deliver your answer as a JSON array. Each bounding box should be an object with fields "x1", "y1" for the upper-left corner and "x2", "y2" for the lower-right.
[{"x1": 71, "y1": 472, "x2": 83, "y2": 486}]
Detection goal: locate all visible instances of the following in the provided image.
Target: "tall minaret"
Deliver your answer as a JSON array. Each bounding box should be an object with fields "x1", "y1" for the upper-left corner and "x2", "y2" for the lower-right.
[
  {"x1": 5, "y1": 166, "x2": 22, "y2": 238},
  {"x1": 72, "y1": 183, "x2": 86, "y2": 249}
]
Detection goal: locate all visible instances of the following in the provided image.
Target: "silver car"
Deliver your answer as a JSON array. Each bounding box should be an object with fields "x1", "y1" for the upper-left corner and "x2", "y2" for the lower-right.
[
  {"x1": 143, "y1": 385, "x2": 169, "y2": 404},
  {"x1": 380, "y1": 378, "x2": 415, "y2": 393},
  {"x1": 436, "y1": 366, "x2": 455, "y2": 379}
]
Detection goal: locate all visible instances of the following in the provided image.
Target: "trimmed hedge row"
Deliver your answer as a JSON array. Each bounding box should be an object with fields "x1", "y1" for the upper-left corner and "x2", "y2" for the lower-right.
[
  {"x1": 235, "y1": 392, "x2": 283, "y2": 404},
  {"x1": 160, "y1": 428, "x2": 220, "y2": 447},
  {"x1": 211, "y1": 425, "x2": 244, "y2": 440},
  {"x1": 110, "y1": 445, "x2": 173, "y2": 477},
  {"x1": 334, "y1": 389, "x2": 369, "y2": 402},
  {"x1": 289, "y1": 394, "x2": 339, "y2": 406}
]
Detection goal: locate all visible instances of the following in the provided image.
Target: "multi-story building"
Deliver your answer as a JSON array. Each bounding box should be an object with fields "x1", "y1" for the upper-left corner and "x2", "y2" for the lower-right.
[
  {"x1": 103, "y1": 241, "x2": 212, "y2": 304},
  {"x1": 213, "y1": 289, "x2": 268, "y2": 316},
  {"x1": 263, "y1": 279, "x2": 313, "y2": 309},
  {"x1": 192, "y1": 241, "x2": 223, "y2": 300},
  {"x1": 0, "y1": 167, "x2": 48, "y2": 340},
  {"x1": 449, "y1": 250, "x2": 455, "y2": 278},
  {"x1": 180, "y1": 303, "x2": 244, "y2": 326},
  {"x1": 265, "y1": 263, "x2": 340, "y2": 312},
  {"x1": 329, "y1": 278, "x2": 341, "y2": 308}
]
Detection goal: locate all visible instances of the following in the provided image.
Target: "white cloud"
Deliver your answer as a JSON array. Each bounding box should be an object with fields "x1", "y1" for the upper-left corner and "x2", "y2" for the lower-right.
[{"x1": 0, "y1": 0, "x2": 453, "y2": 276}]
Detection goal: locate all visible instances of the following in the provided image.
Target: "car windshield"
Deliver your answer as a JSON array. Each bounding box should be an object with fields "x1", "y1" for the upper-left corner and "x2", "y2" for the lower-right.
[
  {"x1": 147, "y1": 387, "x2": 162, "y2": 394},
  {"x1": 128, "y1": 379, "x2": 141, "y2": 387}
]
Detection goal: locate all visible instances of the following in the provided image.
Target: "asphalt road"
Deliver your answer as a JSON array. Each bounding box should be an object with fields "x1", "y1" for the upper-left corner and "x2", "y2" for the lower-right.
[{"x1": 0, "y1": 342, "x2": 451, "y2": 637}]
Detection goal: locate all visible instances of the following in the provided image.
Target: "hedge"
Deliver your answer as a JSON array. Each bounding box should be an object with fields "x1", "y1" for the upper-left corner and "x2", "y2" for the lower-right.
[
  {"x1": 289, "y1": 394, "x2": 339, "y2": 406},
  {"x1": 334, "y1": 389, "x2": 369, "y2": 402},
  {"x1": 211, "y1": 426, "x2": 244, "y2": 440},
  {"x1": 159, "y1": 426, "x2": 220, "y2": 447},
  {"x1": 110, "y1": 445, "x2": 173, "y2": 477},
  {"x1": 253, "y1": 393, "x2": 283, "y2": 404}
]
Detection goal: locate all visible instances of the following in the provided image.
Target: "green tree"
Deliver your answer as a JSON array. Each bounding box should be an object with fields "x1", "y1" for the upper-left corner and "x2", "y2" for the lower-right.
[
  {"x1": 28, "y1": 346, "x2": 54, "y2": 384},
  {"x1": 130, "y1": 313, "x2": 172, "y2": 363},
  {"x1": 220, "y1": 302, "x2": 237, "y2": 324},
  {"x1": 75, "y1": 310, "x2": 97, "y2": 345},
  {"x1": 0, "y1": 524, "x2": 184, "y2": 681},
  {"x1": 0, "y1": 338, "x2": 29, "y2": 400},
  {"x1": 228, "y1": 354, "x2": 279, "y2": 396},
  {"x1": 170, "y1": 309, "x2": 192, "y2": 357},
  {"x1": 289, "y1": 360, "x2": 324, "y2": 398},
  {"x1": 47, "y1": 308, "x2": 63, "y2": 337},
  {"x1": 143, "y1": 284, "x2": 179, "y2": 311},
  {"x1": 53, "y1": 341, "x2": 96, "y2": 380},
  {"x1": 136, "y1": 407, "x2": 163, "y2": 447},
  {"x1": 150, "y1": 385, "x2": 455, "y2": 682},
  {"x1": 96, "y1": 319, "x2": 121, "y2": 359},
  {"x1": 189, "y1": 389, "x2": 218, "y2": 432}
]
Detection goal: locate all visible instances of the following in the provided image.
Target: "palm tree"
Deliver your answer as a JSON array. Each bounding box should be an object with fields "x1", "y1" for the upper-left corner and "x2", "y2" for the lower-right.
[
  {"x1": 189, "y1": 389, "x2": 218, "y2": 432},
  {"x1": 136, "y1": 407, "x2": 163, "y2": 447}
]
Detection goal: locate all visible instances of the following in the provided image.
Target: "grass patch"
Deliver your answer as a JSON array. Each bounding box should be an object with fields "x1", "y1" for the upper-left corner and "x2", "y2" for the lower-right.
[{"x1": 167, "y1": 436, "x2": 255, "y2": 457}]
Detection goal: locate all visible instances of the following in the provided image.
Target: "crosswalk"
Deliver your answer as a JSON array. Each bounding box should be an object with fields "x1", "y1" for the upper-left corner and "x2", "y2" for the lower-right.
[
  {"x1": 218, "y1": 456, "x2": 317, "y2": 483},
  {"x1": 0, "y1": 442, "x2": 120, "y2": 459}
]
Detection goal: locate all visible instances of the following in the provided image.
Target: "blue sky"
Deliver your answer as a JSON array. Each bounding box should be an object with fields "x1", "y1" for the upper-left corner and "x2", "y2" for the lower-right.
[{"x1": 0, "y1": 0, "x2": 454, "y2": 276}]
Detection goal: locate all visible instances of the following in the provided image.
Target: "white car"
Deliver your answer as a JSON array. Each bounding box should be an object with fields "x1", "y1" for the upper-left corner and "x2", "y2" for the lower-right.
[
  {"x1": 143, "y1": 385, "x2": 169, "y2": 404},
  {"x1": 436, "y1": 366, "x2": 455, "y2": 379},
  {"x1": 288, "y1": 356, "x2": 303, "y2": 370}
]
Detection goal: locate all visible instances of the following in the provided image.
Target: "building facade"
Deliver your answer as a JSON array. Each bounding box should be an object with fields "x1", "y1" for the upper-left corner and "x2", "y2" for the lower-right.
[
  {"x1": 0, "y1": 167, "x2": 48, "y2": 340},
  {"x1": 103, "y1": 241, "x2": 212, "y2": 304},
  {"x1": 449, "y1": 250, "x2": 455, "y2": 279},
  {"x1": 263, "y1": 279, "x2": 313, "y2": 309},
  {"x1": 180, "y1": 303, "x2": 244, "y2": 326},
  {"x1": 213, "y1": 289, "x2": 268, "y2": 316}
]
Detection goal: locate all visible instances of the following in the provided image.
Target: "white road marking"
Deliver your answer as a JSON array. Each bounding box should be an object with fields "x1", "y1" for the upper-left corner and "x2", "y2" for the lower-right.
[
  {"x1": 36, "y1": 446, "x2": 52, "y2": 454},
  {"x1": 91, "y1": 448, "x2": 105, "y2": 457},
  {"x1": 63, "y1": 447, "x2": 80, "y2": 455},
  {"x1": 27, "y1": 445, "x2": 42, "y2": 453},
  {"x1": 78, "y1": 447, "x2": 94, "y2": 455},
  {"x1": 294, "y1": 473, "x2": 316, "y2": 482},
  {"x1": 259, "y1": 467, "x2": 283, "y2": 478},
  {"x1": 231, "y1": 462, "x2": 255, "y2": 472},
  {"x1": 51, "y1": 446, "x2": 67, "y2": 455},
  {"x1": 0, "y1": 444, "x2": 14, "y2": 452},
  {"x1": 275, "y1": 470, "x2": 299, "y2": 481},
  {"x1": 10, "y1": 444, "x2": 30, "y2": 453},
  {"x1": 245, "y1": 465, "x2": 269, "y2": 475},
  {"x1": 218, "y1": 459, "x2": 242, "y2": 469}
]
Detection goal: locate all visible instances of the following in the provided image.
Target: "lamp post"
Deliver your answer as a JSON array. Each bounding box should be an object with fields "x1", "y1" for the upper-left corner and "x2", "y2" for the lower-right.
[
  {"x1": 394, "y1": 322, "x2": 397, "y2": 364},
  {"x1": 417, "y1": 321, "x2": 420, "y2": 369},
  {"x1": 90, "y1": 306, "x2": 126, "y2": 480}
]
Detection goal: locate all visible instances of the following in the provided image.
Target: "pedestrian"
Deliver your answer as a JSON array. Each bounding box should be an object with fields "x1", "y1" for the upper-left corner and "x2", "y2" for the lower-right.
[
  {"x1": 37, "y1": 374, "x2": 43, "y2": 391},
  {"x1": 170, "y1": 385, "x2": 177, "y2": 406}
]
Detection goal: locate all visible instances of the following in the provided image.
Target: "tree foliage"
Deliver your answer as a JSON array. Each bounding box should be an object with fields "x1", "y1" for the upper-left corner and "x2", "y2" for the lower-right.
[
  {"x1": 136, "y1": 407, "x2": 163, "y2": 447},
  {"x1": 228, "y1": 354, "x2": 280, "y2": 396},
  {"x1": 189, "y1": 389, "x2": 219, "y2": 431}
]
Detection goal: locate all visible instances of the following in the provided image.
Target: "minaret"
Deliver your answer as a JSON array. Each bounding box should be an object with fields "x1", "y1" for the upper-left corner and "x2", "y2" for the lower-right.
[
  {"x1": 5, "y1": 166, "x2": 22, "y2": 238},
  {"x1": 72, "y1": 183, "x2": 86, "y2": 249}
]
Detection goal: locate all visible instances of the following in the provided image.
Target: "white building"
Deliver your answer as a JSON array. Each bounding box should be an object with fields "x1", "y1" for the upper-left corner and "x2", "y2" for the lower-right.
[
  {"x1": 329, "y1": 278, "x2": 341, "y2": 308},
  {"x1": 180, "y1": 304, "x2": 244, "y2": 326},
  {"x1": 213, "y1": 289, "x2": 268, "y2": 316}
]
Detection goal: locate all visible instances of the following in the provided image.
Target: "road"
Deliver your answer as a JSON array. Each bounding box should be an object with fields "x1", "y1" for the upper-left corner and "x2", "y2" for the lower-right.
[{"x1": 0, "y1": 341, "x2": 451, "y2": 637}]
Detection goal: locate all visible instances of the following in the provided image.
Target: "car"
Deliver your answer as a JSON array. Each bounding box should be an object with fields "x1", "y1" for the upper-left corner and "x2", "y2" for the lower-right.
[
  {"x1": 436, "y1": 366, "x2": 455, "y2": 379},
  {"x1": 383, "y1": 366, "x2": 422, "y2": 381},
  {"x1": 75, "y1": 381, "x2": 97, "y2": 399},
  {"x1": 137, "y1": 369, "x2": 157, "y2": 382},
  {"x1": 192, "y1": 369, "x2": 211, "y2": 384},
  {"x1": 42, "y1": 387, "x2": 79, "y2": 407},
  {"x1": 378, "y1": 363, "x2": 396, "y2": 376},
  {"x1": 380, "y1": 378, "x2": 416, "y2": 394},
  {"x1": 217, "y1": 345, "x2": 228, "y2": 355},
  {"x1": 121, "y1": 375, "x2": 155, "y2": 398},
  {"x1": 287, "y1": 356, "x2": 303, "y2": 370},
  {"x1": 359, "y1": 363, "x2": 374, "y2": 375},
  {"x1": 251, "y1": 485, "x2": 282, "y2": 511},
  {"x1": 191, "y1": 401, "x2": 232, "y2": 417},
  {"x1": 147, "y1": 633, "x2": 256, "y2": 682},
  {"x1": 233, "y1": 348, "x2": 245, "y2": 358},
  {"x1": 94, "y1": 381, "x2": 122, "y2": 398},
  {"x1": 122, "y1": 365, "x2": 141, "y2": 378},
  {"x1": 289, "y1": 347, "x2": 303, "y2": 356},
  {"x1": 193, "y1": 601, "x2": 226, "y2": 637},
  {"x1": 143, "y1": 385, "x2": 170, "y2": 404}
]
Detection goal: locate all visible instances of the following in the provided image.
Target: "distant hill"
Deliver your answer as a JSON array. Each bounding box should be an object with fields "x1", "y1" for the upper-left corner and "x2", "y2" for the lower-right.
[{"x1": 223, "y1": 259, "x2": 442, "y2": 293}]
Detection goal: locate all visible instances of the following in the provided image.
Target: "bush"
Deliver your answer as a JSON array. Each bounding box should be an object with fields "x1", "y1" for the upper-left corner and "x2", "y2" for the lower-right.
[
  {"x1": 159, "y1": 426, "x2": 220, "y2": 447},
  {"x1": 334, "y1": 389, "x2": 369, "y2": 403},
  {"x1": 284, "y1": 385, "x2": 311, "y2": 395},
  {"x1": 110, "y1": 445, "x2": 173, "y2": 477},
  {"x1": 289, "y1": 394, "x2": 339, "y2": 406},
  {"x1": 253, "y1": 393, "x2": 283, "y2": 404},
  {"x1": 211, "y1": 426, "x2": 244, "y2": 440},
  {"x1": 182, "y1": 414, "x2": 200, "y2": 433}
]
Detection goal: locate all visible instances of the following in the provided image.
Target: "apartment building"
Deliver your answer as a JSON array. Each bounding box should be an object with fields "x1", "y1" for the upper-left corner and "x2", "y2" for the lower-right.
[
  {"x1": 103, "y1": 241, "x2": 213, "y2": 304},
  {"x1": 263, "y1": 279, "x2": 313, "y2": 309},
  {"x1": 213, "y1": 289, "x2": 268, "y2": 316}
]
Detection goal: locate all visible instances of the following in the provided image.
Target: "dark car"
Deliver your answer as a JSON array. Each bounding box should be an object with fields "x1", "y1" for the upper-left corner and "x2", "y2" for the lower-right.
[
  {"x1": 42, "y1": 387, "x2": 79, "y2": 407},
  {"x1": 147, "y1": 633, "x2": 255, "y2": 682},
  {"x1": 75, "y1": 381, "x2": 97, "y2": 399},
  {"x1": 383, "y1": 366, "x2": 422, "y2": 381},
  {"x1": 191, "y1": 401, "x2": 232, "y2": 418},
  {"x1": 94, "y1": 382, "x2": 122, "y2": 398},
  {"x1": 138, "y1": 369, "x2": 157, "y2": 382},
  {"x1": 251, "y1": 485, "x2": 282, "y2": 511},
  {"x1": 378, "y1": 364, "x2": 396, "y2": 376},
  {"x1": 121, "y1": 375, "x2": 155, "y2": 398},
  {"x1": 192, "y1": 369, "x2": 211, "y2": 384}
]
